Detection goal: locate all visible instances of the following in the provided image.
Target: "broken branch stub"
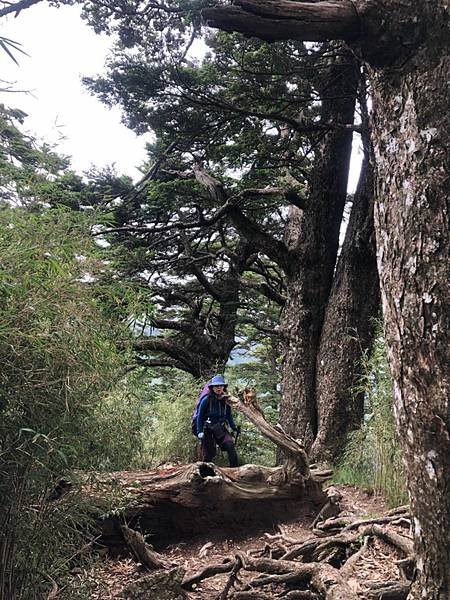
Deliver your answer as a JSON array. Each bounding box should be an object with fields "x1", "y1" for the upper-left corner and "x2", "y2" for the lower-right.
[{"x1": 227, "y1": 388, "x2": 310, "y2": 480}]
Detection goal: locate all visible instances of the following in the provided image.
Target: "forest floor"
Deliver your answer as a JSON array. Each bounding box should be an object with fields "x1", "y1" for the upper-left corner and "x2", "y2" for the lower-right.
[{"x1": 73, "y1": 484, "x2": 410, "y2": 599}]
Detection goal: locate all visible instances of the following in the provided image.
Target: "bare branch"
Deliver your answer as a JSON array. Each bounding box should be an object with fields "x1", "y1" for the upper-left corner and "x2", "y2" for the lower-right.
[
  {"x1": 0, "y1": 0, "x2": 42, "y2": 18},
  {"x1": 177, "y1": 226, "x2": 223, "y2": 301},
  {"x1": 242, "y1": 278, "x2": 287, "y2": 306},
  {"x1": 202, "y1": 1, "x2": 361, "y2": 43}
]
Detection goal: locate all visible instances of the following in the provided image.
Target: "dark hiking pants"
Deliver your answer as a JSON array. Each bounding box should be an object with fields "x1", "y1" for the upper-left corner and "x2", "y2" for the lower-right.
[{"x1": 201, "y1": 423, "x2": 238, "y2": 467}]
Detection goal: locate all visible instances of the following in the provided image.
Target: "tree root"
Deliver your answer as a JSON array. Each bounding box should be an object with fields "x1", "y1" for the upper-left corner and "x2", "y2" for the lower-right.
[
  {"x1": 363, "y1": 524, "x2": 413, "y2": 556},
  {"x1": 177, "y1": 510, "x2": 415, "y2": 600},
  {"x1": 121, "y1": 525, "x2": 172, "y2": 570},
  {"x1": 339, "y1": 535, "x2": 369, "y2": 576},
  {"x1": 316, "y1": 513, "x2": 411, "y2": 533},
  {"x1": 364, "y1": 580, "x2": 411, "y2": 599},
  {"x1": 218, "y1": 555, "x2": 243, "y2": 600},
  {"x1": 182, "y1": 559, "x2": 235, "y2": 590}
]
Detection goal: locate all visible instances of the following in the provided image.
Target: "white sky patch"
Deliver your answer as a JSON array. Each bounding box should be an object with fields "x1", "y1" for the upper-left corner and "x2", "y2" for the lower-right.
[
  {"x1": 0, "y1": 4, "x2": 151, "y2": 180},
  {"x1": 94, "y1": 237, "x2": 111, "y2": 248},
  {"x1": 347, "y1": 133, "x2": 363, "y2": 194},
  {"x1": 78, "y1": 272, "x2": 95, "y2": 283}
]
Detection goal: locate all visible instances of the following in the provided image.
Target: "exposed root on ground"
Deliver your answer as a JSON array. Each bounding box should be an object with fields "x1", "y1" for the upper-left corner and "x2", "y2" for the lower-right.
[
  {"x1": 176, "y1": 505, "x2": 413, "y2": 600},
  {"x1": 70, "y1": 390, "x2": 413, "y2": 599},
  {"x1": 63, "y1": 484, "x2": 413, "y2": 599}
]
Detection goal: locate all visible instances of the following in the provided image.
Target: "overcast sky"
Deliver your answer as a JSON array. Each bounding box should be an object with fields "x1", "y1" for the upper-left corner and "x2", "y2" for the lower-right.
[
  {"x1": 0, "y1": 3, "x2": 151, "y2": 179},
  {"x1": 0, "y1": 3, "x2": 362, "y2": 189}
]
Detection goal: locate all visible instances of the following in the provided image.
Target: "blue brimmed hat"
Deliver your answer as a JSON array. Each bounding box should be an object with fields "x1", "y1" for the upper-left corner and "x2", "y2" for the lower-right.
[{"x1": 209, "y1": 375, "x2": 227, "y2": 387}]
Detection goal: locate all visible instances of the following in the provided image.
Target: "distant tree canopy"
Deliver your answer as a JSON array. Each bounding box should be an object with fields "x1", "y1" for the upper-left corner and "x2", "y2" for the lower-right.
[
  {"x1": 80, "y1": 21, "x2": 379, "y2": 459},
  {"x1": 0, "y1": 104, "x2": 82, "y2": 208},
  {"x1": 83, "y1": 34, "x2": 325, "y2": 377}
]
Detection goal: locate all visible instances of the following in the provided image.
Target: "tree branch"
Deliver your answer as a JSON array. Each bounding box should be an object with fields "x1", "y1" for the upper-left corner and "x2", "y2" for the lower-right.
[
  {"x1": 132, "y1": 336, "x2": 202, "y2": 375},
  {"x1": 238, "y1": 316, "x2": 281, "y2": 336},
  {"x1": 228, "y1": 205, "x2": 291, "y2": 271},
  {"x1": 0, "y1": 0, "x2": 42, "y2": 18},
  {"x1": 202, "y1": 1, "x2": 362, "y2": 42},
  {"x1": 150, "y1": 317, "x2": 208, "y2": 343},
  {"x1": 134, "y1": 357, "x2": 181, "y2": 369},
  {"x1": 181, "y1": 88, "x2": 361, "y2": 135},
  {"x1": 242, "y1": 278, "x2": 287, "y2": 306},
  {"x1": 191, "y1": 161, "x2": 291, "y2": 269},
  {"x1": 177, "y1": 227, "x2": 223, "y2": 301}
]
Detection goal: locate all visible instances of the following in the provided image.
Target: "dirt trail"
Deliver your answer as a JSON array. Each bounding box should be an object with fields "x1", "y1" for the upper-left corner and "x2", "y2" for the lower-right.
[{"x1": 74, "y1": 484, "x2": 406, "y2": 599}]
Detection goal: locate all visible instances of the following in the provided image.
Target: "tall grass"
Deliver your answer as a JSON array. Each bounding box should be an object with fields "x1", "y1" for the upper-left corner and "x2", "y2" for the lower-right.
[
  {"x1": 334, "y1": 331, "x2": 407, "y2": 507},
  {"x1": 0, "y1": 208, "x2": 144, "y2": 599},
  {"x1": 144, "y1": 375, "x2": 199, "y2": 465}
]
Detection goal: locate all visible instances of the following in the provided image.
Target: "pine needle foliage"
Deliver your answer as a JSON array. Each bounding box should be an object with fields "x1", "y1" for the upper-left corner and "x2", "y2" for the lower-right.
[{"x1": 333, "y1": 330, "x2": 407, "y2": 507}]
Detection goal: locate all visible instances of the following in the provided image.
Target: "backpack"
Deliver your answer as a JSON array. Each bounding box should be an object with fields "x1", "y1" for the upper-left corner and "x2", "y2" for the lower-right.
[{"x1": 191, "y1": 383, "x2": 211, "y2": 436}]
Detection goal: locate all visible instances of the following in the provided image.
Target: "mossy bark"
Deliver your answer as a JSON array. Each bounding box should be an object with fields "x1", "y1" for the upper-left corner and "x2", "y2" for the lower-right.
[{"x1": 368, "y1": 5, "x2": 450, "y2": 596}]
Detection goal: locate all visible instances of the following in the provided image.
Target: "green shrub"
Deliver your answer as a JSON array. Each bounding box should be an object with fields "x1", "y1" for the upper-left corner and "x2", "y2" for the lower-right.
[
  {"x1": 334, "y1": 330, "x2": 407, "y2": 507},
  {"x1": 144, "y1": 374, "x2": 199, "y2": 466},
  {"x1": 0, "y1": 207, "x2": 141, "y2": 599}
]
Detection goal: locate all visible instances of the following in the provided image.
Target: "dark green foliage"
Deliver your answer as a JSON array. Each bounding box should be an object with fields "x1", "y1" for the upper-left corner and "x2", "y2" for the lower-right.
[
  {"x1": 79, "y1": 29, "x2": 330, "y2": 376},
  {"x1": 83, "y1": 32, "x2": 320, "y2": 182}
]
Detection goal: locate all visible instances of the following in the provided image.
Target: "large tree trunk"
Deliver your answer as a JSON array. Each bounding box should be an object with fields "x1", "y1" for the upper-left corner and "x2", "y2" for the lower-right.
[
  {"x1": 203, "y1": 1, "x2": 450, "y2": 597},
  {"x1": 279, "y1": 48, "x2": 358, "y2": 450},
  {"x1": 368, "y1": 7, "x2": 450, "y2": 597},
  {"x1": 311, "y1": 153, "x2": 380, "y2": 464}
]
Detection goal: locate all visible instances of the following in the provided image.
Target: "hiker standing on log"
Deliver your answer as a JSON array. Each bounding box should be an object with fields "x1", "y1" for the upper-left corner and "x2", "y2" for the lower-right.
[{"x1": 196, "y1": 375, "x2": 240, "y2": 467}]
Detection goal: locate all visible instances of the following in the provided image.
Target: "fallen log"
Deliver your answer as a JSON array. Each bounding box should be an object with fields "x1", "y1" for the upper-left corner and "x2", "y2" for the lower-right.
[
  {"x1": 83, "y1": 389, "x2": 326, "y2": 548},
  {"x1": 93, "y1": 461, "x2": 326, "y2": 547},
  {"x1": 226, "y1": 389, "x2": 309, "y2": 480}
]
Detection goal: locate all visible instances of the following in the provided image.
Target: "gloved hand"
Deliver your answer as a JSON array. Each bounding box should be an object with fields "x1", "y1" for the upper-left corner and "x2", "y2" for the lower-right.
[{"x1": 197, "y1": 432, "x2": 205, "y2": 440}]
